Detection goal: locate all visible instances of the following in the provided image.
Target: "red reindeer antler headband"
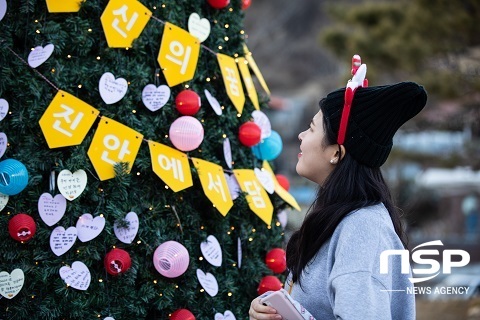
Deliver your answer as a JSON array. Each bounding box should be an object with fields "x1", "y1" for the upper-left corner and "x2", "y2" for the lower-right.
[{"x1": 337, "y1": 55, "x2": 368, "y2": 145}]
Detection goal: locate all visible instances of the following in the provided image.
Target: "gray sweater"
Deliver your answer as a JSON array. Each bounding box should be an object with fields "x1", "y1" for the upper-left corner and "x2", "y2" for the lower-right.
[{"x1": 285, "y1": 203, "x2": 415, "y2": 320}]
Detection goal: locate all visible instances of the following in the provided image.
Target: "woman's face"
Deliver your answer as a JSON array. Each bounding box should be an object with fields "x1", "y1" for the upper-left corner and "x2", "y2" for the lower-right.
[{"x1": 296, "y1": 110, "x2": 338, "y2": 185}]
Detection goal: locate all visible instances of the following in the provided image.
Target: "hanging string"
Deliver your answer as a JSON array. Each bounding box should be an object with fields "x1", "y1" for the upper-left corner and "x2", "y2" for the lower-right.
[
  {"x1": 49, "y1": 170, "x2": 56, "y2": 195},
  {"x1": 171, "y1": 205, "x2": 183, "y2": 234},
  {"x1": 4, "y1": 45, "x2": 60, "y2": 91}
]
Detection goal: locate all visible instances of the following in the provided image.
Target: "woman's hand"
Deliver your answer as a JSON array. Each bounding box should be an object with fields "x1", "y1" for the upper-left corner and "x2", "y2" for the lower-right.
[{"x1": 249, "y1": 297, "x2": 282, "y2": 320}]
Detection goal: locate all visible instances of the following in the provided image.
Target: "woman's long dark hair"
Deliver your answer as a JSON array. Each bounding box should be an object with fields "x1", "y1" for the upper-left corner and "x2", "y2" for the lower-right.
[{"x1": 286, "y1": 102, "x2": 407, "y2": 287}]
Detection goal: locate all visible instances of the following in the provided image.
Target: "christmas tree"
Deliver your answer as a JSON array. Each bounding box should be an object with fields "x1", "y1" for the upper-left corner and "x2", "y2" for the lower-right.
[{"x1": 0, "y1": 0, "x2": 299, "y2": 319}]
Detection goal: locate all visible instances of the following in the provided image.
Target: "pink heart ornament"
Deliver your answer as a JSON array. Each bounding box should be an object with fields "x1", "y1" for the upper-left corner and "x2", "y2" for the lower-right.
[
  {"x1": 113, "y1": 211, "x2": 139, "y2": 244},
  {"x1": 200, "y1": 235, "x2": 222, "y2": 267},
  {"x1": 215, "y1": 311, "x2": 236, "y2": 320},
  {"x1": 0, "y1": 132, "x2": 7, "y2": 158},
  {"x1": 224, "y1": 173, "x2": 240, "y2": 200},
  {"x1": 0, "y1": 98, "x2": 8, "y2": 122},
  {"x1": 188, "y1": 13, "x2": 211, "y2": 43},
  {"x1": 38, "y1": 193, "x2": 67, "y2": 226},
  {"x1": 0, "y1": 269, "x2": 24, "y2": 299},
  {"x1": 57, "y1": 169, "x2": 87, "y2": 201},
  {"x1": 205, "y1": 89, "x2": 222, "y2": 115},
  {"x1": 0, "y1": 193, "x2": 8, "y2": 211},
  {"x1": 76, "y1": 213, "x2": 105, "y2": 242},
  {"x1": 142, "y1": 84, "x2": 171, "y2": 112},
  {"x1": 28, "y1": 44, "x2": 55, "y2": 68},
  {"x1": 0, "y1": 0, "x2": 6, "y2": 22},
  {"x1": 254, "y1": 168, "x2": 275, "y2": 194},
  {"x1": 196, "y1": 269, "x2": 219, "y2": 297},
  {"x1": 50, "y1": 226, "x2": 77, "y2": 256},
  {"x1": 59, "y1": 261, "x2": 90, "y2": 290},
  {"x1": 99, "y1": 72, "x2": 128, "y2": 104}
]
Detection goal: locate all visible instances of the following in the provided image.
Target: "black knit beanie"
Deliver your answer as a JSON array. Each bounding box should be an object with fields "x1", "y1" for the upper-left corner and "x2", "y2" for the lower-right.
[{"x1": 320, "y1": 81, "x2": 427, "y2": 168}]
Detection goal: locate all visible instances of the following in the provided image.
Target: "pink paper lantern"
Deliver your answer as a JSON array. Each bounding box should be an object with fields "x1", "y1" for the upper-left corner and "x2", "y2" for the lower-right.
[
  {"x1": 153, "y1": 240, "x2": 190, "y2": 278},
  {"x1": 169, "y1": 116, "x2": 204, "y2": 152}
]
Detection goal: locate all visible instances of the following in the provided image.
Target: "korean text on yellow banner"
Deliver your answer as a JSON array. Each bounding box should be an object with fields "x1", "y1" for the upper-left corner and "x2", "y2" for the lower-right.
[
  {"x1": 100, "y1": 0, "x2": 152, "y2": 48},
  {"x1": 233, "y1": 169, "x2": 273, "y2": 225},
  {"x1": 217, "y1": 53, "x2": 245, "y2": 115},
  {"x1": 158, "y1": 22, "x2": 201, "y2": 87},
  {"x1": 192, "y1": 158, "x2": 233, "y2": 217},
  {"x1": 39, "y1": 90, "x2": 100, "y2": 148},
  {"x1": 87, "y1": 116, "x2": 143, "y2": 181},
  {"x1": 237, "y1": 57, "x2": 259, "y2": 110},
  {"x1": 149, "y1": 141, "x2": 193, "y2": 192}
]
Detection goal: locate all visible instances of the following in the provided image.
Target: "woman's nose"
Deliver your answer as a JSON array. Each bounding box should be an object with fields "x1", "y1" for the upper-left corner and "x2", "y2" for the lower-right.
[{"x1": 298, "y1": 131, "x2": 304, "y2": 141}]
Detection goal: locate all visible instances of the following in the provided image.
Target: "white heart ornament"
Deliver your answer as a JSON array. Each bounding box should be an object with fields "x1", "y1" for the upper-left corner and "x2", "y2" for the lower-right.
[
  {"x1": 28, "y1": 44, "x2": 54, "y2": 68},
  {"x1": 277, "y1": 210, "x2": 288, "y2": 229},
  {"x1": 57, "y1": 169, "x2": 87, "y2": 201},
  {"x1": 0, "y1": 193, "x2": 8, "y2": 211},
  {"x1": 0, "y1": 98, "x2": 9, "y2": 122},
  {"x1": 104, "y1": 318, "x2": 115, "y2": 320},
  {"x1": 237, "y1": 237, "x2": 242, "y2": 269},
  {"x1": 200, "y1": 235, "x2": 222, "y2": 267},
  {"x1": 188, "y1": 13, "x2": 211, "y2": 43},
  {"x1": 224, "y1": 173, "x2": 240, "y2": 200},
  {"x1": 38, "y1": 193, "x2": 67, "y2": 226},
  {"x1": 0, "y1": 132, "x2": 7, "y2": 158},
  {"x1": 254, "y1": 168, "x2": 275, "y2": 194},
  {"x1": 196, "y1": 269, "x2": 218, "y2": 297},
  {"x1": 0, "y1": 0, "x2": 7, "y2": 22},
  {"x1": 0, "y1": 269, "x2": 24, "y2": 299},
  {"x1": 59, "y1": 261, "x2": 90, "y2": 290},
  {"x1": 114, "y1": 211, "x2": 139, "y2": 244},
  {"x1": 50, "y1": 226, "x2": 77, "y2": 256},
  {"x1": 205, "y1": 89, "x2": 222, "y2": 115},
  {"x1": 142, "y1": 84, "x2": 170, "y2": 112},
  {"x1": 215, "y1": 310, "x2": 237, "y2": 320},
  {"x1": 76, "y1": 213, "x2": 105, "y2": 242},
  {"x1": 252, "y1": 110, "x2": 272, "y2": 139},
  {"x1": 223, "y1": 138, "x2": 232, "y2": 169},
  {"x1": 99, "y1": 72, "x2": 128, "y2": 104}
]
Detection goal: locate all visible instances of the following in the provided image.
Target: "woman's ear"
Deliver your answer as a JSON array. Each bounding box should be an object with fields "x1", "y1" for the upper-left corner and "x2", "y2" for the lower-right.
[{"x1": 337, "y1": 144, "x2": 346, "y2": 161}]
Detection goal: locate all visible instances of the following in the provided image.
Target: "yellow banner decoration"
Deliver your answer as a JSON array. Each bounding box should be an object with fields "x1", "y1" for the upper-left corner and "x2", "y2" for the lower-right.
[
  {"x1": 100, "y1": 0, "x2": 152, "y2": 48},
  {"x1": 233, "y1": 169, "x2": 273, "y2": 225},
  {"x1": 39, "y1": 90, "x2": 99, "y2": 148},
  {"x1": 262, "y1": 161, "x2": 300, "y2": 211},
  {"x1": 158, "y1": 22, "x2": 201, "y2": 87},
  {"x1": 243, "y1": 45, "x2": 270, "y2": 96},
  {"x1": 45, "y1": 0, "x2": 83, "y2": 12},
  {"x1": 217, "y1": 53, "x2": 245, "y2": 114},
  {"x1": 192, "y1": 158, "x2": 233, "y2": 217},
  {"x1": 237, "y1": 57, "x2": 260, "y2": 110},
  {"x1": 87, "y1": 116, "x2": 143, "y2": 181},
  {"x1": 148, "y1": 141, "x2": 193, "y2": 192}
]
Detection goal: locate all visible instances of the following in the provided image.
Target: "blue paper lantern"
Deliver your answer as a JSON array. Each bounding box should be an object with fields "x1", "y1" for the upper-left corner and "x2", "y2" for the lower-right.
[
  {"x1": 0, "y1": 159, "x2": 29, "y2": 196},
  {"x1": 252, "y1": 130, "x2": 283, "y2": 161}
]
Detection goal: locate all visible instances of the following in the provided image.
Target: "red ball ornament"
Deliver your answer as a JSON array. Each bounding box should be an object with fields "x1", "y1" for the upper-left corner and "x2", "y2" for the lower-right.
[
  {"x1": 175, "y1": 90, "x2": 201, "y2": 116},
  {"x1": 242, "y1": 0, "x2": 252, "y2": 10},
  {"x1": 257, "y1": 275, "x2": 282, "y2": 295},
  {"x1": 170, "y1": 308, "x2": 196, "y2": 320},
  {"x1": 8, "y1": 213, "x2": 36, "y2": 242},
  {"x1": 207, "y1": 0, "x2": 230, "y2": 9},
  {"x1": 265, "y1": 248, "x2": 287, "y2": 273},
  {"x1": 275, "y1": 174, "x2": 290, "y2": 191},
  {"x1": 104, "y1": 248, "x2": 132, "y2": 276},
  {"x1": 238, "y1": 122, "x2": 261, "y2": 147}
]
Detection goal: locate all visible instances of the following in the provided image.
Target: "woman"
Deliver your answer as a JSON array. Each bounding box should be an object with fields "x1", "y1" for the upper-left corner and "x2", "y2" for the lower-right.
[{"x1": 249, "y1": 63, "x2": 427, "y2": 319}]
